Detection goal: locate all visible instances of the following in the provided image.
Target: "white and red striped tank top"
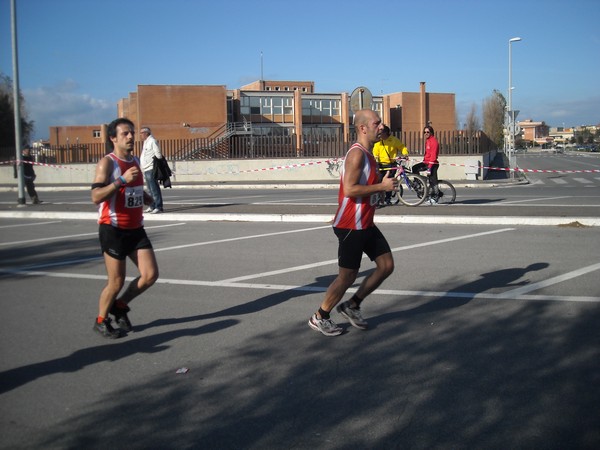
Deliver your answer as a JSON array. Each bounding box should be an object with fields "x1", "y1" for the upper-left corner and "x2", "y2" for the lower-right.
[
  {"x1": 332, "y1": 143, "x2": 379, "y2": 230},
  {"x1": 97, "y1": 153, "x2": 144, "y2": 229}
]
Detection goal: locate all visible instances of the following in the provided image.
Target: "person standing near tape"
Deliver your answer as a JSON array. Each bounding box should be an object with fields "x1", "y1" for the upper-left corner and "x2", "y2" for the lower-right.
[
  {"x1": 21, "y1": 145, "x2": 41, "y2": 204},
  {"x1": 140, "y1": 127, "x2": 164, "y2": 214},
  {"x1": 91, "y1": 118, "x2": 159, "y2": 339},
  {"x1": 308, "y1": 109, "x2": 397, "y2": 336},
  {"x1": 412, "y1": 125, "x2": 439, "y2": 205}
]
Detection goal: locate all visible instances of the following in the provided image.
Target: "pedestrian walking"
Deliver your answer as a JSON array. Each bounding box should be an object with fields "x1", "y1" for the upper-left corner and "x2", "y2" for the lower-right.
[{"x1": 140, "y1": 127, "x2": 164, "y2": 213}]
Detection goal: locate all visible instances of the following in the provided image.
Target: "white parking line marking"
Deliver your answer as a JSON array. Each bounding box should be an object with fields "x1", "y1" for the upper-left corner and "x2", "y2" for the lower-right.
[
  {"x1": 499, "y1": 196, "x2": 571, "y2": 205},
  {"x1": 2, "y1": 269, "x2": 598, "y2": 303},
  {"x1": 497, "y1": 262, "x2": 600, "y2": 298},
  {"x1": 0, "y1": 220, "x2": 62, "y2": 229},
  {"x1": 0, "y1": 222, "x2": 186, "y2": 247},
  {"x1": 220, "y1": 228, "x2": 515, "y2": 282},
  {"x1": 154, "y1": 225, "x2": 330, "y2": 252}
]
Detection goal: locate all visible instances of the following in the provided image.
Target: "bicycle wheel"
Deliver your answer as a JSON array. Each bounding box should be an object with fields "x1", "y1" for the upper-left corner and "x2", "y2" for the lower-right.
[
  {"x1": 388, "y1": 189, "x2": 400, "y2": 205},
  {"x1": 398, "y1": 174, "x2": 428, "y2": 206},
  {"x1": 434, "y1": 180, "x2": 456, "y2": 205}
]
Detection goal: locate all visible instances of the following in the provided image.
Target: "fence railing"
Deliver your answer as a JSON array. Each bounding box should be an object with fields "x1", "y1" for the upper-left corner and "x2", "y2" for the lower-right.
[{"x1": 0, "y1": 130, "x2": 495, "y2": 165}]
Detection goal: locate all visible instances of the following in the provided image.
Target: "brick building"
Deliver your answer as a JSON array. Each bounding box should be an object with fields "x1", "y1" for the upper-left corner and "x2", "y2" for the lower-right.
[{"x1": 47, "y1": 80, "x2": 456, "y2": 153}]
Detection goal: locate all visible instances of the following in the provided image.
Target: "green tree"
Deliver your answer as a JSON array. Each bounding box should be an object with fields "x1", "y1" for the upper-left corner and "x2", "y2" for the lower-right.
[
  {"x1": 0, "y1": 72, "x2": 34, "y2": 147},
  {"x1": 482, "y1": 89, "x2": 506, "y2": 148}
]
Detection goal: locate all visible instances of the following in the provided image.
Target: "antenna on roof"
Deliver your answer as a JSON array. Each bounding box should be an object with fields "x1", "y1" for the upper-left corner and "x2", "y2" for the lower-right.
[{"x1": 260, "y1": 51, "x2": 264, "y2": 82}]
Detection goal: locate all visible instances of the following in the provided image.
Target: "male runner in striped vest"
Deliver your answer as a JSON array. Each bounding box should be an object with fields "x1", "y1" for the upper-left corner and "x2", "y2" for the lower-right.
[{"x1": 308, "y1": 109, "x2": 398, "y2": 336}]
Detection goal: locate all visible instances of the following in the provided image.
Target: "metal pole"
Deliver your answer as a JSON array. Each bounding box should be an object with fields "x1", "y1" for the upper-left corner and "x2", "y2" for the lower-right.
[
  {"x1": 509, "y1": 41, "x2": 513, "y2": 179},
  {"x1": 508, "y1": 37, "x2": 521, "y2": 179},
  {"x1": 10, "y1": 0, "x2": 26, "y2": 205}
]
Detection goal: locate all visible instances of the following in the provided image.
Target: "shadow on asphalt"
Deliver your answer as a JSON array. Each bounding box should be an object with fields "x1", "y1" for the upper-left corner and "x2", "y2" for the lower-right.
[{"x1": 3, "y1": 261, "x2": 599, "y2": 448}]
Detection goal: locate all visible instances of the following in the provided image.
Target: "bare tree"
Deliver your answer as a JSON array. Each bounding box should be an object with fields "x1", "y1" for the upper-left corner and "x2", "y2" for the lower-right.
[
  {"x1": 465, "y1": 103, "x2": 480, "y2": 132},
  {"x1": 0, "y1": 72, "x2": 34, "y2": 147},
  {"x1": 482, "y1": 89, "x2": 506, "y2": 148}
]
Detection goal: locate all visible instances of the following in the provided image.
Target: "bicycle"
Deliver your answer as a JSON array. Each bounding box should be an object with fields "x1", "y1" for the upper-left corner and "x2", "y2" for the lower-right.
[
  {"x1": 416, "y1": 167, "x2": 457, "y2": 205},
  {"x1": 381, "y1": 158, "x2": 429, "y2": 207}
]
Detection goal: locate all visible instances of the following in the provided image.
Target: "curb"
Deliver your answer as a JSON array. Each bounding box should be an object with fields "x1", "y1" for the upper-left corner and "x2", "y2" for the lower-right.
[
  {"x1": 0, "y1": 179, "x2": 528, "y2": 192},
  {"x1": 0, "y1": 210, "x2": 597, "y2": 227}
]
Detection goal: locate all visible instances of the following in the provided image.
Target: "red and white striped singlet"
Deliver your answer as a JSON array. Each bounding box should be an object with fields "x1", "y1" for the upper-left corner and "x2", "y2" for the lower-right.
[
  {"x1": 97, "y1": 153, "x2": 144, "y2": 229},
  {"x1": 332, "y1": 143, "x2": 379, "y2": 230}
]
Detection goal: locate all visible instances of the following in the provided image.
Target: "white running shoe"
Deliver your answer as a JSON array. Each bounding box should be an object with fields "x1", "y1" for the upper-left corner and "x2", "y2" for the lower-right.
[
  {"x1": 336, "y1": 301, "x2": 368, "y2": 330},
  {"x1": 308, "y1": 314, "x2": 343, "y2": 336}
]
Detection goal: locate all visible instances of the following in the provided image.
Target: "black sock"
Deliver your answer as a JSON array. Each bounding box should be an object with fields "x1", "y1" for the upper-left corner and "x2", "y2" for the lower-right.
[
  {"x1": 349, "y1": 294, "x2": 363, "y2": 309},
  {"x1": 318, "y1": 307, "x2": 330, "y2": 319}
]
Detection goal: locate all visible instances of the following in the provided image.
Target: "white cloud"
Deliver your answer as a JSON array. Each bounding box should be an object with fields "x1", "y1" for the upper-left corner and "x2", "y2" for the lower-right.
[{"x1": 24, "y1": 79, "x2": 116, "y2": 140}]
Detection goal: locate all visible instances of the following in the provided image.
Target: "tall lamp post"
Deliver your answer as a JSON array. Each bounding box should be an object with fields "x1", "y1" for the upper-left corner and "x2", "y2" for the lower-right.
[{"x1": 508, "y1": 37, "x2": 522, "y2": 178}]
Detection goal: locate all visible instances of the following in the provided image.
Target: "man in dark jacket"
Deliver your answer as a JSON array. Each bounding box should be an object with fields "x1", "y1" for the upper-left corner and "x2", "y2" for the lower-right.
[{"x1": 22, "y1": 145, "x2": 41, "y2": 204}]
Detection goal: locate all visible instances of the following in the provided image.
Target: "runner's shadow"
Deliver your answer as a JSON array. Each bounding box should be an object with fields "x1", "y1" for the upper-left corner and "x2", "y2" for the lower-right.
[
  {"x1": 0, "y1": 319, "x2": 238, "y2": 394},
  {"x1": 162, "y1": 203, "x2": 243, "y2": 213},
  {"x1": 371, "y1": 262, "x2": 550, "y2": 325},
  {"x1": 136, "y1": 270, "x2": 372, "y2": 332}
]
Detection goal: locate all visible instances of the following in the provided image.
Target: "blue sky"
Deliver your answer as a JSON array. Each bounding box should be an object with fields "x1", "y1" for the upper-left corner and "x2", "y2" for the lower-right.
[{"x1": 1, "y1": 0, "x2": 599, "y2": 141}]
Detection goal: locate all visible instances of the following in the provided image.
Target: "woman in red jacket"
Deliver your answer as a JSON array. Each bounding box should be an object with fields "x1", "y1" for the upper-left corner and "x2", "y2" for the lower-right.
[{"x1": 412, "y1": 125, "x2": 440, "y2": 204}]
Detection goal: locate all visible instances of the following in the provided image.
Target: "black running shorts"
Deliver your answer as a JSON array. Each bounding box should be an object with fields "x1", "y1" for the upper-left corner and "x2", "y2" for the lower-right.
[
  {"x1": 333, "y1": 226, "x2": 391, "y2": 270},
  {"x1": 99, "y1": 224, "x2": 153, "y2": 260}
]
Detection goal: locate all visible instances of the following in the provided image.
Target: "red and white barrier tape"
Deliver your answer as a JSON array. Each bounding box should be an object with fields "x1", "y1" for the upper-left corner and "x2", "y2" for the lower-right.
[
  {"x1": 233, "y1": 159, "x2": 341, "y2": 174},
  {"x1": 442, "y1": 162, "x2": 600, "y2": 174},
  {"x1": 2, "y1": 157, "x2": 599, "y2": 175},
  {"x1": 1, "y1": 159, "x2": 88, "y2": 171}
]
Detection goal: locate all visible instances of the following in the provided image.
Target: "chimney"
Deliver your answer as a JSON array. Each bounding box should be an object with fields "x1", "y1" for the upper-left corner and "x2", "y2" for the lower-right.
[{"x1": 420, "y1": 82, "x2": 426, "y2": 131}]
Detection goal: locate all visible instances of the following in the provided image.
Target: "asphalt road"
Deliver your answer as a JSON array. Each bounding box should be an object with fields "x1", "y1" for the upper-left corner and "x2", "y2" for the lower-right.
[
  {"x1": 1, "y1": 152, "x2": 599, "y2": 448},
  {"x1": 1, "y1": 208, "x2": 600, "y2": 447}
]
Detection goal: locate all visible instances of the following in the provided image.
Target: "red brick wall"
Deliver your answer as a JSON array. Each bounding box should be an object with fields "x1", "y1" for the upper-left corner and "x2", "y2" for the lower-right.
[{"x1": 137, "y1": 85, "x2": 227, "y2": 140}]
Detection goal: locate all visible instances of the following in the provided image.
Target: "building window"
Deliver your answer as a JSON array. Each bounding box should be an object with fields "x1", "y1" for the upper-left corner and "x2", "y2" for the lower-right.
[
  {"x1": 262, "y1": 97, "x2": 272, "y2": 115},
  {"x1": 302, "y1": 98, "x2": 340, "y2": 123},
  {"x1": 283, "y1": 97, "x2": 293, "y2": 115},
  {"x1": 93, "y1": 130, "x2": 101, "y2": 138},
  {"x1": 240, "y1": 96, "x2": 262, "y2": 115}
]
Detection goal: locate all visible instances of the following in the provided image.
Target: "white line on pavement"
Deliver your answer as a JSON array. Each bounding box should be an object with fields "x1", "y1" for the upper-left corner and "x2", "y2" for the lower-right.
[
  {"x1": 0, "y1": 222, "x2": 187, "y2": 247},
  {"x1": 220, "y1": 228, "x2": 515, "y2": 282},
  {"x1": 497, "y1": 262, "x2": 600, "y2": 298},
  {"x1": 2, "y1": 269, "x2": 598, "y2": 303},
  {"x1": 0, "y1": 220, "x2": 62, "y2": 229},
  {"x1": 498, "y1": 196, "x2": 571, "y2": 205},
  {"x1": 154, "y1": 225, "x2": 330, "y2": 252}
]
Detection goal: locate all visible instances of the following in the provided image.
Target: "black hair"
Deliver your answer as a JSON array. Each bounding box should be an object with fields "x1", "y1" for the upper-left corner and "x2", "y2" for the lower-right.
[
  {"x1": 424, "y1": 125, "x2": 435, "y2": 136},
  {"x1": 381, "y1": 125, "x2": 391, "y2": 134},
  {"x1": 106, "y1": 118, "x2": 135, "y2": 150}
]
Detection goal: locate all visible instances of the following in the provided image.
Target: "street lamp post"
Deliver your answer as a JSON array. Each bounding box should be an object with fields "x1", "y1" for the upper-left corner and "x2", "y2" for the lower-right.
[{"x1": 508, "y1": 37, "x2": 522, "y2": 179}]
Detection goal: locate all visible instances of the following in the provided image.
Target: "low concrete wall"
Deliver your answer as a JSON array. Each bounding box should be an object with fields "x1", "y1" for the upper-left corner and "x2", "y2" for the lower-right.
[{"x1": 0, "y1": 152, "x2": 496, "y2": 185}]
